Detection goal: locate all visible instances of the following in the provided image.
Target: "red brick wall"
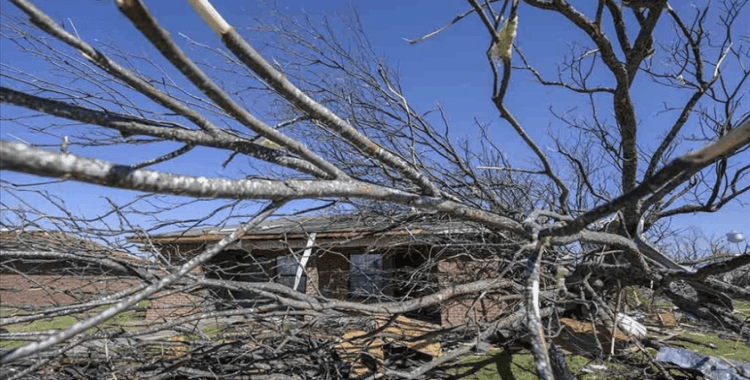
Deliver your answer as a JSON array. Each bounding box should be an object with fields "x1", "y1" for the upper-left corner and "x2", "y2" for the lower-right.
[
  {"x1": 305, "y1": 266, "x2": 319, "y2": 295},
  {"x1": 437, "y1": 259, "x2": 506, "y2": 326},
  {"x1": 145, "y1": 290, "x2": 203, "y2": 324},
  {"x1": 0, "y1": 272, "x2": 203, "y2": 325},
  {"x1": 439, "y1": 295, "x2": 506, "y2": 327},
  {"x1": 145, "y1": 266, "x2": 204, "y2": 324},
  {"x1": 146, "y1": 243, "x2": 508, "y2": 327},
  {"x1": 311, "y1": 250, "x2": 351, "y2": 299},
  {"x1": 0, "y1": 274, "x2": 139, "y2": 307}
]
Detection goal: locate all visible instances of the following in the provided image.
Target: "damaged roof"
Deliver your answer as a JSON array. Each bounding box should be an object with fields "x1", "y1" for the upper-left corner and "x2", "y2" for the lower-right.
[
  {"x1": 131, "y1": 212, "x2": 486, "y2": 245},
  {"x1": 1, "y1": 230, "x2": 144, "y2": 264}
]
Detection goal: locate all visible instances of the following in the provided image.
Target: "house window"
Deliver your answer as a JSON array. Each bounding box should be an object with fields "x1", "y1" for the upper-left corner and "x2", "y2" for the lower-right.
[
  {"x1": 235, "y1": 255, "x2": 272, "y2": 308},
  {"x1": 242, "y1": 256, "x2": 272, "y2": 283},
  {"x1": 277, "y1": 255, "x2": 306, "y2": 292},
  {"x1": 350, "y1": 254, "x2": 383, "y2": 297}
]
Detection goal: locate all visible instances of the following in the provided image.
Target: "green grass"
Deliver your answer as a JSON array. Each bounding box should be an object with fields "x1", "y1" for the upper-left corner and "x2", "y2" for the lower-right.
[
  {"x1": 4, "y1": 315, "x2": 78, "y2": 333},
  {"x1": 450, "y1": 330, "x2": 750, "y2": 380},
  {"x1": 1, "y1": 314, "x2": 79, "y2": 350},
  {"x1": 735, "y1": 300, "x2": 750, "y2": 319},
  {"x1": 652, "y1": 301, "x2": 676, "y2": 310},
  {"x1": 451, "y1": 349, "x2": 627, "y2": 380},
  {"x1": 624, "y1": 286, "x2": 651, "y2": 308},
  {"x1": 0, "y1": 309, "x2": 16, "y2": 317},
  {"x1": 203, "y1": 325, "x2": 222, "y2": 337},
  {"x1": 633, "y1": 330, "x2": 750, "y2": 378},
  {"x1": 1, "y1": 305, "x2": 146, "y2": 350},
  {"x1": 673, "y1": 331, "x2": 750, "y2": 362},
  {"x1": 622, "y1": 286, "x2": 677, "y2": 311},
  {"x1": 98, "y1": 310, "x2": 143, "y2": 329}
]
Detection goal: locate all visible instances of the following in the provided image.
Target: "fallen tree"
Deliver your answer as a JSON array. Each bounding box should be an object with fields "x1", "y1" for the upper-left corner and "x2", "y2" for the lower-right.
[{"x1": 1, "y1": 0, "x2": 749, "y2": 378}]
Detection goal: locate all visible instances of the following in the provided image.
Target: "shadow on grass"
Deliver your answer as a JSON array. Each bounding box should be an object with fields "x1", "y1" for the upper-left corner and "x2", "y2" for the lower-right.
[{"x1": 445, "y1": 348, "x2": 535, "y2": 380}]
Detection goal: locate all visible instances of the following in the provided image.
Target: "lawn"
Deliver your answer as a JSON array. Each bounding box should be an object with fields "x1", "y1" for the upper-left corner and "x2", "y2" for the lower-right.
[
  {"x1": 450, "y1": 299, "x2": 750, "y2": 380},
  {"x1": 451, "y1": 348, "x2": 631, "y2": 380},
  {"x1": 0, "y1": 302, "x2": 149, "y2": 349}
]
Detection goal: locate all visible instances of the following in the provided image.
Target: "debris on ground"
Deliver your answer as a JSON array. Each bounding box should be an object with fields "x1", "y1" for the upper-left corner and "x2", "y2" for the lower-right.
[
  {"x1": 553, "y1": 317, "x2": 631, "y2": 355},
  {"x1": 656, "y1": 347, "x2": 750, "y2": 380},
  {"x1": 333, "y1": 315, "x2": 442, "y2": 376},
  {"x1": 616, "y1": 313, "x2": 647, "y2": 338}
]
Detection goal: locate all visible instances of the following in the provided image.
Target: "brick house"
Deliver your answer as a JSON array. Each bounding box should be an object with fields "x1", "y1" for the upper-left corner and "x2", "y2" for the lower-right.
[
  {"x1": 1, "y1": 230, "x2": 206, "y2": 325},
  {"x1": 0, "y1": 230, "x2": 142, "y2": 308},
  {"x1": 133, "y1": 213, "x2": 514, "y2": 326}
]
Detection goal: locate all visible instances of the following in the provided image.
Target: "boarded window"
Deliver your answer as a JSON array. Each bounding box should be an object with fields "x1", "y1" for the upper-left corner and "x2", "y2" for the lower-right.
[
  {"x1": 277, "y1": 255, "x2": 306, "y2": 292},
  {"x1": 350, "y1": 254, "x2": 383, "y2": 297}
]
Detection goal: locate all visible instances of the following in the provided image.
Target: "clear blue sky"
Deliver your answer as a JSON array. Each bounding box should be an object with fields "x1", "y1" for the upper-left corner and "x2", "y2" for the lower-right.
[{"x1": 1, "y1": 1, "x2": 747, "y2": 253}]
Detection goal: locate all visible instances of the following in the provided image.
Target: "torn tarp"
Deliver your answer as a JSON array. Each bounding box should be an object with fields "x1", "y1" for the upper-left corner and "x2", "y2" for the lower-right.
[{"x1": 656, "y1": 347, "x2": 750, "y2": 380}]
